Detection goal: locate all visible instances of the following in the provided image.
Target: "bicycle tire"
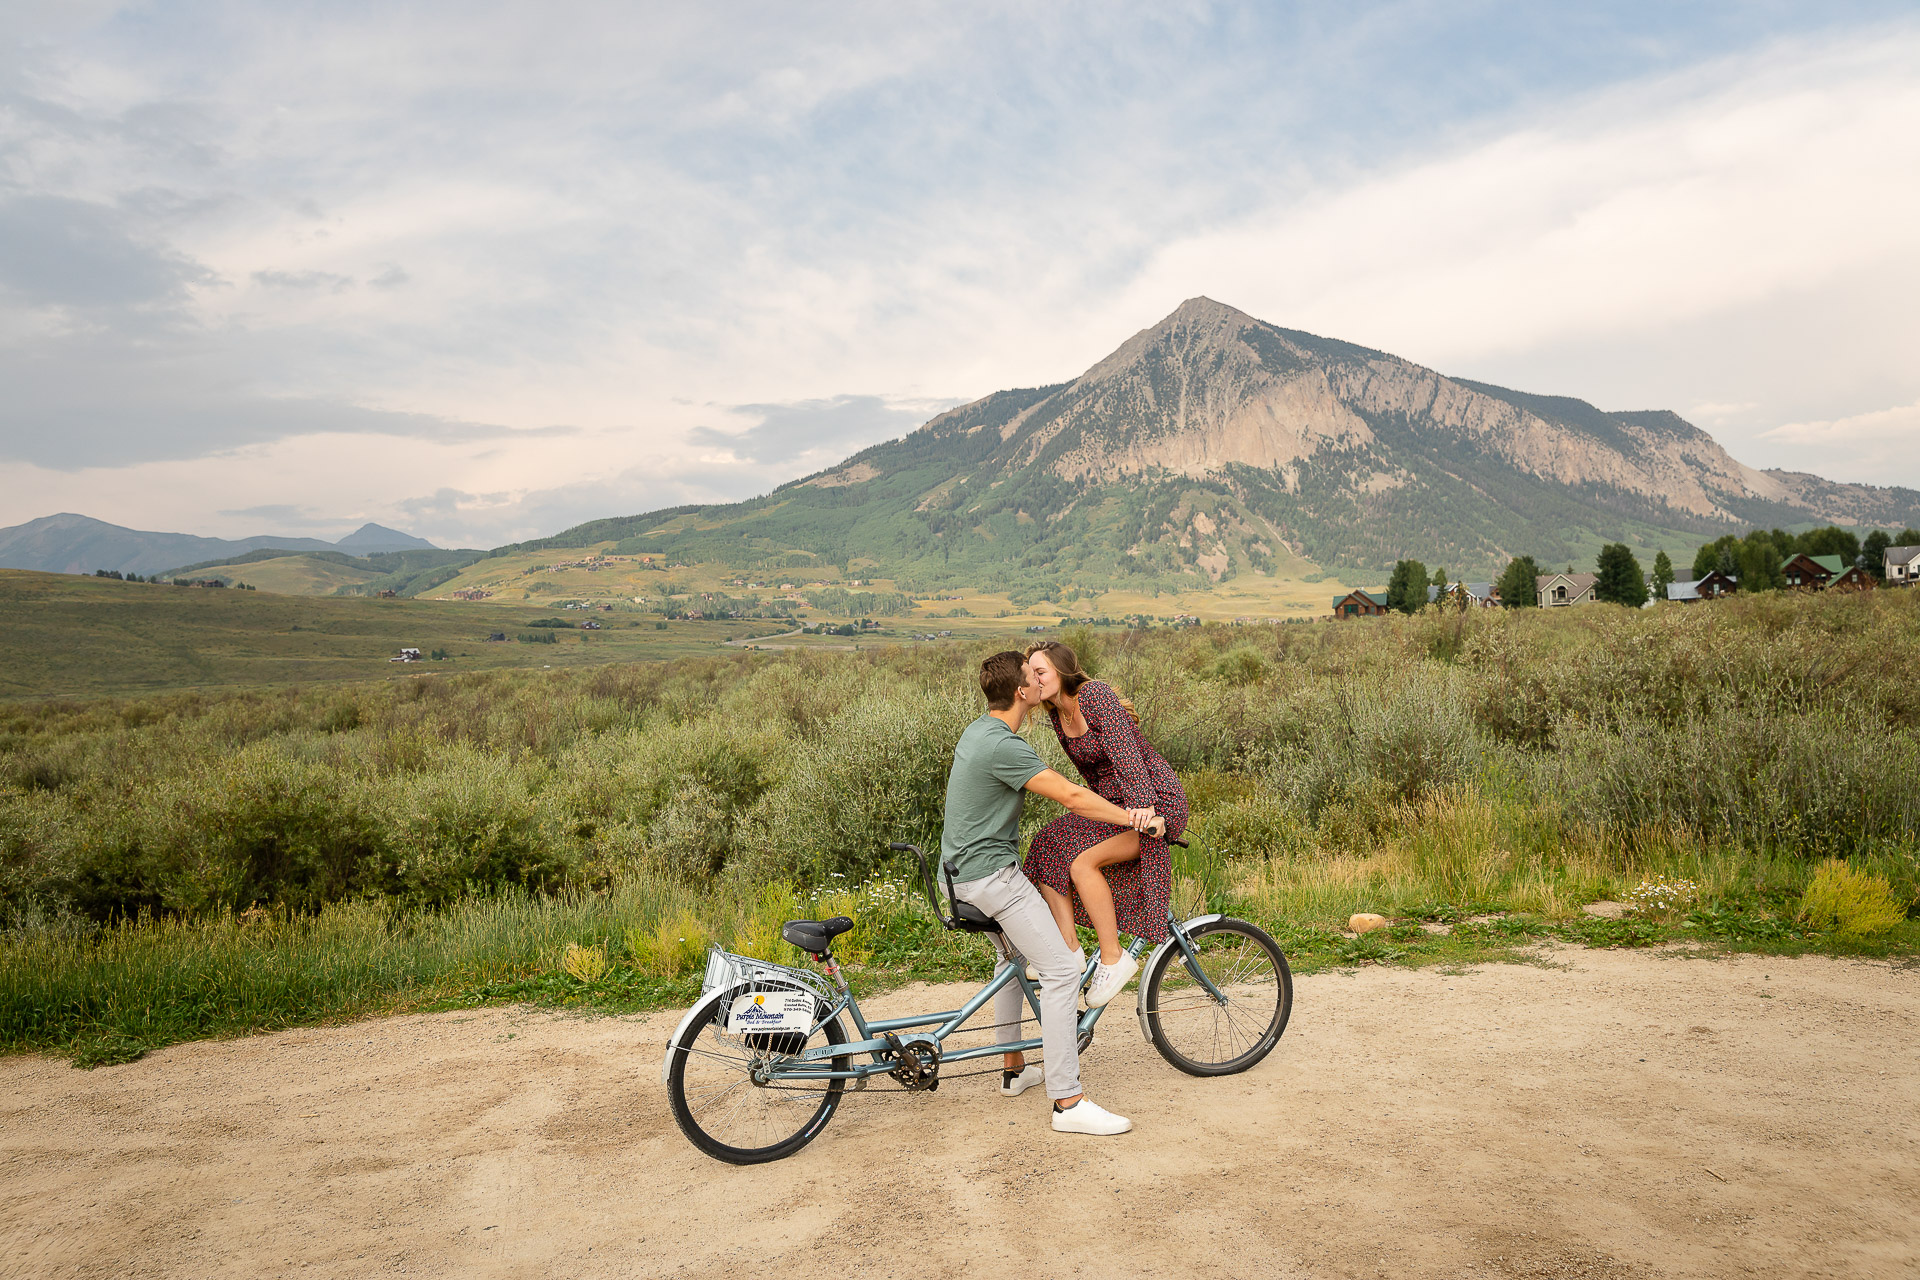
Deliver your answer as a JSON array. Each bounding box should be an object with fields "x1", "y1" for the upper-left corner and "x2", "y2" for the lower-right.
[
  {"x1": 667, "y1": 988, "x2": 850, "y2": 1164},
  {"x1": 1143, "y1": 917, "x2": 1292, "y2": 1076}
]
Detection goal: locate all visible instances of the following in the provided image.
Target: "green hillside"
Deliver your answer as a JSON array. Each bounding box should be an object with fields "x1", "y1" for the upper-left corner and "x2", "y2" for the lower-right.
[{"x1": 165, "y1": 547, "x2": 486, "y2": 597}]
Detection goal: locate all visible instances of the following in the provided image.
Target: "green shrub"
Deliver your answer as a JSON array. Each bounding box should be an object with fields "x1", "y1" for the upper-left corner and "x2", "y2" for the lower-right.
[{"x1": 375, "y1": 748, "x2": 570, "y2": 906}]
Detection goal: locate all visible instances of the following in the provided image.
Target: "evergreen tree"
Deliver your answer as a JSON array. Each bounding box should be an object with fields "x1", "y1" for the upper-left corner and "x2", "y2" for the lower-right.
[
  {"x1": 1594, "y1": 543, "x2": 1648, "y2": 606},
  {"x1": 1494, "y1": 555, "x2": 1540, "y2": 608},
  {"x1": 1385, "y1": 559, "x2": 1429, "y2": 614},
  {"x1": 1862, "y1": 530, "x2": 1892, "y2": 580},
  {"x1": 1651, "y1": 550, "x2": 1675, "y2": 600}
]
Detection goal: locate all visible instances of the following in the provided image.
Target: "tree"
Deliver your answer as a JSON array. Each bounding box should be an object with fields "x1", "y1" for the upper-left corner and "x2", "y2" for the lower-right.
[
  {"x1": 1862, "y1": 530, "x2": 1892, "y2": 581},
  {"x1": 1651, "y1": 550, "x2": 1675, "y2": 600},
  {"x1": 1594, "y1": 543, "x2": 1648, "y2": 607},
  {"x1": 1737, "y1": 530, "x2": 1784, "y2": 592},
  {"x1": 1385, "y1": 559, "x2": 1429, "y2": 614},
  {"x1": 1693, "y1": 534, "x2": 1742, "y2": 580},
  {"x1": 1495, "y1": 555, "x2": 1540, "y2": 608},
  {"x1": 1798, "y1": 526, "x2": 1861, "y2": 562}
]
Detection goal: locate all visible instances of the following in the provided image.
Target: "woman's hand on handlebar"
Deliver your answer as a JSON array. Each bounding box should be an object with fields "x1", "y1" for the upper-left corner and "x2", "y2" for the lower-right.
[{"x1": 1126, "y1": 808, "x2": 1166, "y2": 839}]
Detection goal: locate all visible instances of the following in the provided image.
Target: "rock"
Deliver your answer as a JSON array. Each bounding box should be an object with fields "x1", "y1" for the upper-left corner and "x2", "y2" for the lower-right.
[{"x1": 1349, "y1": 913, "x2": 1389, "y2": 934}]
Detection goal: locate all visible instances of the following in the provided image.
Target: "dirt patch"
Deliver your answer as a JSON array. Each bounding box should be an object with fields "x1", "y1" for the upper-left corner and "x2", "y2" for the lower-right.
[{"x1": 2, "y1": 949, "x2": 1915, "y2": 1278}]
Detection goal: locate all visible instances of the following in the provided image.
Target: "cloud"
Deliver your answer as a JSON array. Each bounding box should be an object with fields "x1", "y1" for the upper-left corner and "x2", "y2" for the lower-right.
[
  {"x1": 251, "y1": 269, "x2": 353, "y2": 292},
  {"x1": 1759, "y1": 399, "x2": 1920, "y2": 486},
  {"x1": 0, "y1": 192, "x2": 216, "y2": 306},
  {"x1": 689, "y1": 395, "x2": 951, "y2": 468}
]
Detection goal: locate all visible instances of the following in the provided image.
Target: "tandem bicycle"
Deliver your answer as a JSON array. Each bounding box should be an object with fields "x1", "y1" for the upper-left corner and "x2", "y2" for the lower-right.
[{"x1": 662, "y1": 838, "x2": 1293, "y2": 1163}]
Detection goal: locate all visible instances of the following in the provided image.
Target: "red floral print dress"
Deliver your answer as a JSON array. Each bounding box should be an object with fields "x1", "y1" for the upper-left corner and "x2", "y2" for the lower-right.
[{"x1": 1022, "y1": 679, "x2": 1186, "y2": 943}]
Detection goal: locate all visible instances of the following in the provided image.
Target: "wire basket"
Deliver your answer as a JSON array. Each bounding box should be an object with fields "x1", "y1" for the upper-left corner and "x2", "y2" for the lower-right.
[{"x1": 699, "y1": 945, "x2": 835, "y2": 1004}]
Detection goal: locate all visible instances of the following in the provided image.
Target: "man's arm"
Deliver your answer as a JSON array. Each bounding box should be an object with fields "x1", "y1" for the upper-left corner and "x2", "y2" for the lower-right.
[{"x1": 1024, "y1": 768, "x2": 1165, "y2": 837}]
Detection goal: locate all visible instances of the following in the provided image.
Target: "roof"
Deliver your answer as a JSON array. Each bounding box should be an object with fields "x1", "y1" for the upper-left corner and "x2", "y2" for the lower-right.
[
  {"x1": 1332, "y1": 590, "x2": 1390, "y2": 608},
  {"x1": 1426, "y1": 582, "x2": 1495, "y2": 601},
  {"x1": 1535, "y1": 573, "x2": 1597, "y2": 590},
  {"x1": 1667, "y1": 579, "x2": 1701, "y2": 601},
  {"x1": 1884, "y1": 545, "x2": 1920, "y2": 567}
]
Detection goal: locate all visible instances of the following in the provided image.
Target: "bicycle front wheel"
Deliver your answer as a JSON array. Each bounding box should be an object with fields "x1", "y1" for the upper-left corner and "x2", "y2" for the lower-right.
[
  {"x1": 1143, "y1": 917, "x2": 1292, "y2": 1076},
  {"x1": 666, "y1": 988, "x2": 850, "y2": 1164}
]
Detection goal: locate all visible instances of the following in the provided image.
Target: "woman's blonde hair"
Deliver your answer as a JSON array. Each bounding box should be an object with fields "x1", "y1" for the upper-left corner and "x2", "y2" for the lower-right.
[{"x1": 1023, "y1": 641, "x2": 1138, "y2": 725}]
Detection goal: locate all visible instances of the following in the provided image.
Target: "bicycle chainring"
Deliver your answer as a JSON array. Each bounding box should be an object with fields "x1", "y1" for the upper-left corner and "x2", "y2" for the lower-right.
[{"x1": 886, "y1": 1034, "x2": 943, "y2": 1091}]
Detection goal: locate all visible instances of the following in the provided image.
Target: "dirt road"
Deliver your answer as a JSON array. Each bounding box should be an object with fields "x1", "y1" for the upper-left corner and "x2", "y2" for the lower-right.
[{"x1": 3, "y1": 948, "x2": 1915, "y2": 1279}]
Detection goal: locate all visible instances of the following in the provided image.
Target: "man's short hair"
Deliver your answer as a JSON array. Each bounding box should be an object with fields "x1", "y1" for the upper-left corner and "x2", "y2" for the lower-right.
[{"x1": 978, "y1": 650, "x2": 1028, "y2": 710}]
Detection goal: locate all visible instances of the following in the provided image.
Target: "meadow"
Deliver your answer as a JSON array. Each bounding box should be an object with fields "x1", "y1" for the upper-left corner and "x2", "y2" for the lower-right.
[
  {"x1": 3, "y1": 585, "x2": 1917, "y2": 1065},
  {"x1": 0, "y1": 569, "x2": 799, "y2": 701}
]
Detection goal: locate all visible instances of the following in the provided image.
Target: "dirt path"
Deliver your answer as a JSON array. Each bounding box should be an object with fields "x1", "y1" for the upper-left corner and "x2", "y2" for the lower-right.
[{"x1": 3, "y1": 948, "x2": 1915, "y2": 1279}]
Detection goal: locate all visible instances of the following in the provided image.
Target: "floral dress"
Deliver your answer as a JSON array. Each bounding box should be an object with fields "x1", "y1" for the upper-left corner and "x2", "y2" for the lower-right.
[{"x1": 1022, "y1": 679, "x2": 1186, "y2": 943}]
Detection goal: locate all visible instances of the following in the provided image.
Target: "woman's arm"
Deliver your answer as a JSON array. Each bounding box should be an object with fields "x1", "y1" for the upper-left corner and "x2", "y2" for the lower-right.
[{"x1": 1082, "y1": 682, "x2": 1158, "y2": 811}]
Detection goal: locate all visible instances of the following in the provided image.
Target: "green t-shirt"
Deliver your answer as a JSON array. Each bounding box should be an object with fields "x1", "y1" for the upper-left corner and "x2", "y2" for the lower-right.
[{"x1": 941, "y1": 713, "x2": 1048, "y2": 883}]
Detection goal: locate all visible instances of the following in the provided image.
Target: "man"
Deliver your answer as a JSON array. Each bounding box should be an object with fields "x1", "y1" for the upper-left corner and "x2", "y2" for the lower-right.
[{"x1": 941, "y1": 650, "x2": 1162, "y2": 1136}]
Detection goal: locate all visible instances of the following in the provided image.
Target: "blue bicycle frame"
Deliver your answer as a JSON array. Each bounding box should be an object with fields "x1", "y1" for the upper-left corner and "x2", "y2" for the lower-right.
[{"x1": 761, "y1": 905, "x2": 1229, "y2": 1084}]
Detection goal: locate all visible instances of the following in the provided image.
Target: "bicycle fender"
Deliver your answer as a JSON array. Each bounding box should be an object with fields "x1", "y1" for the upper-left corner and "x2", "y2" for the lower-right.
[
  {"x1": 1135, "y1": 914, "x2": 1225, "y2": 1041},
  {"x1": 661, "y1": 987, "x2": 732, "y2": 1086}
]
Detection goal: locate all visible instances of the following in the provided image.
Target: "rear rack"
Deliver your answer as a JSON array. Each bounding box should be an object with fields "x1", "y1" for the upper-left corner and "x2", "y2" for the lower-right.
[{"x1": 699, "y1": 946, "x2": 837, "y2": 1003}]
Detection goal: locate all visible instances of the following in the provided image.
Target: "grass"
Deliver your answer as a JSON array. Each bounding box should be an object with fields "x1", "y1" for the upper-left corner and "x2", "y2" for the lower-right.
[
  {"x1": 3, "y1": 585, "x2": 1917, "y2": 1066},
  {"x1": 0, "y1": 570, "x2": 803, "y2": 701},
  {"x1": 7, "y1": 824, "x2": 1914, "y2": 1069}
]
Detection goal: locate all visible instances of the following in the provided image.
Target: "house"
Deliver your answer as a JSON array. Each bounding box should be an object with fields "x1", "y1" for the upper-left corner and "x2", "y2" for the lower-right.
[
  {"x1": 389, "y1": 648, "x2": 422, "y2": 663},
  {"x1": 1780, "y1": 553, "x2": 1837, "y2": 590},
  {"x1": 486, "y1": 632, "x2": 506, "y2": 642},
  {"x1": 1333, "y1": 589, "x2": 1389, "y2": 617},
  {"x1": 1886, "y1": 545, "x2": 1920, "y2": 586},
  {"x1": 1536, "y1": 573, "x2": 1597, "y2": 607},
  {"x1": 1666, "y1": 568, "x2": 1738, "y2": 602},
  {"x1": 1826, "y1": 561, "x2": 1874, "y2": 591},
  {"x1": 1427, "y1": 582, "x2": 1499, "y2": 609}
]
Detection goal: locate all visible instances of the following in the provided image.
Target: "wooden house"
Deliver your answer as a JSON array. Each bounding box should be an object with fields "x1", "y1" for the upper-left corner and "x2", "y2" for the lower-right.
[
  {"x1": 1333, "y1": 589, "x2": 1390, "y2": 617},
  {"x1": 1666, "y1": 568, "x2": 1738, "y2": 602}
]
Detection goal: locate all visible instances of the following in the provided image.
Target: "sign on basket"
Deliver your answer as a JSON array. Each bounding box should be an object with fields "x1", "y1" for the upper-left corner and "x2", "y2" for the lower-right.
[{"x1": 725, "y1": 989, "x2": 814, "y2": 1034}]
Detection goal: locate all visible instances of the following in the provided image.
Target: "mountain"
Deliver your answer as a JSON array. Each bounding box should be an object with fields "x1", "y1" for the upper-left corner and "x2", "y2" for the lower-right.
[
  {"x1": 511, "y1": 297, "x2": 1919, "y2": 593},
  {"x1": 333, "y1": 523, "x2": 437, "y2": 553},
  {"x1": 0, "y1": 514, "x2": 439, "y2": 577}
]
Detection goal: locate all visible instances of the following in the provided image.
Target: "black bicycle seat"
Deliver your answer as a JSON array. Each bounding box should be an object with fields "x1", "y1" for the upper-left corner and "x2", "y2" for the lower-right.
[{"x1": 782, "y1": 916, "x2": 855, "y2": 954}]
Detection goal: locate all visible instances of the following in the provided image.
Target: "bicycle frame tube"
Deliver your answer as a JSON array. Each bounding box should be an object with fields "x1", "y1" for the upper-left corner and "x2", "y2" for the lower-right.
[{"x1": 769, "y1": 937, "x2": 1153, "y2": 1083}]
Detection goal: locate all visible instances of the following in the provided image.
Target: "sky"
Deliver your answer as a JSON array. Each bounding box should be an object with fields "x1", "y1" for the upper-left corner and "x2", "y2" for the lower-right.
[{"x1": 2, "y1": 1, "x2": 1917, "y2": 548}]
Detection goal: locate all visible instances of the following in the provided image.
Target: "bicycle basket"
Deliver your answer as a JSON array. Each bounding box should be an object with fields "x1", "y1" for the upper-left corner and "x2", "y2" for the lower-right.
[
  {"x1": 699, "y1": 946, "x2": 835, "y2": 1055},
  {"x1": 699, "y1": 946, "x2": 835, "y2": 1004}
]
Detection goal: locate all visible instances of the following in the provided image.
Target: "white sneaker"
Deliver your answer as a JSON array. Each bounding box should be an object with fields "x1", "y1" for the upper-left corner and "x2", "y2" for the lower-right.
[
  {"x1": 1000, "y1": 1065, "x2": 1045, "y2": 1097},
  {"x1": 1082, "y1": 954, "x2": 1138, "y2": 1008},
  {"x1": 1051, "y1": 1098, "x2": 1132, "y2": 1135}
]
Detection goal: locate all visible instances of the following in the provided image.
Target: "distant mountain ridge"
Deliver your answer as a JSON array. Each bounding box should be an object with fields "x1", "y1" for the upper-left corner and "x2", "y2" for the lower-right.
[
  {"x1": 0, "y1": 514, "x2": 437, "y2": 577},
  {"x1": 505, "y1": 298, "x2": 1920, "y2": 591}
]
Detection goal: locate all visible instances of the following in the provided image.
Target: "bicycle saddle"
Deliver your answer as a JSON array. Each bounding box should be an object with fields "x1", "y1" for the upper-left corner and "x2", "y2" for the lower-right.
[{"x1": 782, "y1": 916, "x2": 855, "y2": 954}]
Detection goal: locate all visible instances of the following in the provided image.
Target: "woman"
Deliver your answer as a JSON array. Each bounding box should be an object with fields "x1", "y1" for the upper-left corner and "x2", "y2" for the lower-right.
[{"x1": 1019, "y1": 641, "x2": 1187, "y2": 1007}]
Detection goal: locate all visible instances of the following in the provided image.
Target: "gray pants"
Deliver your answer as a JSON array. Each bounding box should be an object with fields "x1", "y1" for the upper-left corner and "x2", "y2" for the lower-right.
[{"x1": 950, "y1": 865, "x2": 1084, "y2": 1101}]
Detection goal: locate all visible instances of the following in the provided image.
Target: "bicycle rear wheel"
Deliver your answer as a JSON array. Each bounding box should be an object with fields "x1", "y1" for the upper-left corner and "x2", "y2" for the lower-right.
[
  {"x1": 1143, "y1": 917, "x2": 1292, "y2": 1076},
  {"x1": 666, "y1": 987, "x2": 850, "y2": 1164}
]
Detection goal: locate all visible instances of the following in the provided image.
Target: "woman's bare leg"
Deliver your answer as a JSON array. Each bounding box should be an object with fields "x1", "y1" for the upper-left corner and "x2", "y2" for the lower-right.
[
  {"x1": 1071, "y1": 830, "x2": 1142, "y2": 964},
  {"x1": 1037, "y1": 883, "x2": 1079, "y2": 950}
]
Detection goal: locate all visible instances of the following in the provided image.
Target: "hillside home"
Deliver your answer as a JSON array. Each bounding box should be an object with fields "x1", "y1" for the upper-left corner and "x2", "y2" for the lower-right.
[
  {"x1": 1333, "y1": 589, "x2": 1390, "y2": 617},
  {"x1": 1826, "y1": 561, "x2": 1874, "y2": 591},
  {"x1": 1666, "y1": 568, "x2": 1738, "y2": 603},
  {"x1": 389, "y1": 648, "x2": 422, "y2": 663},
  {"x1": 1536, "y1": 573, "x2": 1597, "y2": 607},
  {"x1": 1884, "y1": 546, "x2": 1920, "y2": 586}
]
